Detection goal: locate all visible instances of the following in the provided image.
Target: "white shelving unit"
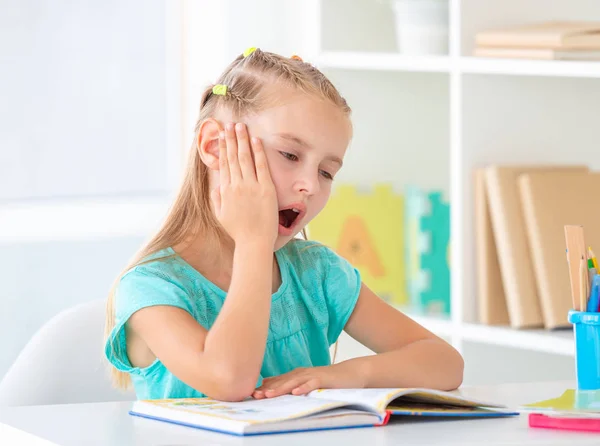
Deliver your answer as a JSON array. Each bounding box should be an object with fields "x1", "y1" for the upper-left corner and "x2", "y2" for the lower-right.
[
  {"x1": 306, "y1": 0, "x2": 600, "y2": 376},
  {"x1": 408, "y1": 313, "x2": 574, "y2": 356},
  {"x1": 317, "y1": 52, "x2": 452, "y2": 73},
  {"x1": 317, "y1": 52, "x2": 600, "y2": 78}
]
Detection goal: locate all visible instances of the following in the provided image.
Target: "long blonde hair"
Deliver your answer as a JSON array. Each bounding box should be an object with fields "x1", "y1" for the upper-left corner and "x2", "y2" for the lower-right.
[{"x1": 105, "y1": 49, "x2": 351, "y2": 389}]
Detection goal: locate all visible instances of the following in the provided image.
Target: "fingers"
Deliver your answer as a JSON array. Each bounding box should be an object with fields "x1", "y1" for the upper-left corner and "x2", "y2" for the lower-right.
[
  {"x1": 235, "y1": 123, "x2": 256, "y2": 180},
  {"x1": 218, "y1": 131, "x2": 229, "y2": 186},
  {"x1": 210, "y1": 186, "x2": 221, "y2": 217},
  {"x1": 251, "y1": 136, "x2": 272, "y2": 184},
  {"x1": 225, "y1": 123, "x2": 242, "y2": 180},
  {"x1": 252, "y1": 378, "x2": 272, "y2": 399},
  {"x1": 264, "y1": 379, "x2": 303, "y2": 398},
  {"x1": 254, "y1": 379, "x2": 319, "y2": 398},
  {"x1": 291, "y1": 379, "x2": 320, "y2": 396}
]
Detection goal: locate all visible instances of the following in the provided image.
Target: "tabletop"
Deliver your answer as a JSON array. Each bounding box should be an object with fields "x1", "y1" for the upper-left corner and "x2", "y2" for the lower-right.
[{"x1": 1, "y1": 380, "x2": 599, "y2": 446}]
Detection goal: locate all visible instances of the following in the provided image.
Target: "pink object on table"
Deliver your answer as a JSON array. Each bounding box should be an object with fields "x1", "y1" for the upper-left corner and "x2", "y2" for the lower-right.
[{"x1": 529, "y1": 413, "x2": 600, "y2": 432}]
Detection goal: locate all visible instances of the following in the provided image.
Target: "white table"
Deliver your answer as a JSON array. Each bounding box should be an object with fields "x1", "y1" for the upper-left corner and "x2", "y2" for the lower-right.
[{"x1": 1, "y1": 381, "x2": 599, "y2": 446}]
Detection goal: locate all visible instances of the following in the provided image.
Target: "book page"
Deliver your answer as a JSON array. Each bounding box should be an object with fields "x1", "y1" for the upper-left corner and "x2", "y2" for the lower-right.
[
  {"x1": 308, "y1": 388, "x2": 402, "y2": 413},
  {"x1": 308, "y1": 388, "x2": 507, "y2": 412},
  {"x1": 136, "y1": 395, "x2": 355, "y2": 424},
  {"x1": 389, "y1": 389, "x2": 506, "y2": 408}
]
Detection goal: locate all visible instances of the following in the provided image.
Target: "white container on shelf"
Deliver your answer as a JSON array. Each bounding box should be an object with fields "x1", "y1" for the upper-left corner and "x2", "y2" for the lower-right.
[{"x1": 391, "y1": 0, "x2": 449, "y2": 55}]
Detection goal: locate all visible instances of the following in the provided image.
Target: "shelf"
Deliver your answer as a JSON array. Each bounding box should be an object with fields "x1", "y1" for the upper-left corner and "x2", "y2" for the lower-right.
[
  {"x1": 0, "y1": 197, "x2": 170, "y2": 243},
  {"x1": 316, "y1": 51, "x2": 600, "y2": 78},
  {"x1": 460, "y1": 57, "x2": 600, "y2": 78},
  {"x1": 402, "y1": 309, "x2": 574, "y2": 356},
  {"x1": 460, "y1": 324, "x2": 574, "y2": 356},
  {"x1": 317, "y1": 51, "x2": 451, "y2": 73},
  {"x1": 407, "y1": 312, "x2": 455, "y2": 337}
]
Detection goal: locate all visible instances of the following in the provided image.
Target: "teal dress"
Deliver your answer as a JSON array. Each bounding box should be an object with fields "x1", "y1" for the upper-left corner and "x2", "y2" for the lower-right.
[{"x1": 104, "y1": 240, "x2": 361, "y2": 400}]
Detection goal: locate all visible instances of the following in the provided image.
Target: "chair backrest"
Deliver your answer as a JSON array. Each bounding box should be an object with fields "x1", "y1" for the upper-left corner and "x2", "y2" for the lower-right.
[{"x1": 0, "y1": 299, "x2": 136, "y2": 406}]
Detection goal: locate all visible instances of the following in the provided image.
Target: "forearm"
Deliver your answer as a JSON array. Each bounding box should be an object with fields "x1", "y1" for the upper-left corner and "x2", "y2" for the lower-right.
[
  {"x1": 339, "y1": 339, "x2": 464, "y2": 391},
  {"x1": 203, "y1": 242, "x2": 273, "y2": 387}
]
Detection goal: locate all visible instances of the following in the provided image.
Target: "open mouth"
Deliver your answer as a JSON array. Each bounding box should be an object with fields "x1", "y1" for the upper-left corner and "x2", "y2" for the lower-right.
[{"x1": 278, "y1": 208, "x2": 301, "y2": 229}]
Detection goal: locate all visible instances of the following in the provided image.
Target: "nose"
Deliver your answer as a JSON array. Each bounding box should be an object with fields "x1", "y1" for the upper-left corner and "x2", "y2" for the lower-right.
[{"x1": 294, "y1": 168, "x2": 320, "y2": 197}]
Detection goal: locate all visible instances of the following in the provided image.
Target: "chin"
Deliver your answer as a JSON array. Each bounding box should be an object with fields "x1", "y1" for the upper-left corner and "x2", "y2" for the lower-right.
[
  {"x1": 274, "y1": 236, "x2": 292, "y2": 251},
  {"x1": 274, "y1": 233, "x2": 303, "y2": 251}
]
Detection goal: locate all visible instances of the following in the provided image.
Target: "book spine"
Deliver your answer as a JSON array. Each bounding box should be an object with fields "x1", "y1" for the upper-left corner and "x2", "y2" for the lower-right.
[{"x1": 475, "y1": 33, "x2": 561, "y2": 49}]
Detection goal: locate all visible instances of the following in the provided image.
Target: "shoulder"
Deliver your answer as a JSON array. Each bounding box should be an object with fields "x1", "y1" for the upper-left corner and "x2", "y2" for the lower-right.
[
  {"x1": 115, "y1": 249, "x2": 194, "y2": 316},
  {"x1": 120, "y1": 248, "x2": 188, "y2": 289}
]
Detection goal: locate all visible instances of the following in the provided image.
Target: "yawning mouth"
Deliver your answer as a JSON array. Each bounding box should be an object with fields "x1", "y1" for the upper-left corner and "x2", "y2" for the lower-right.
[
  {"x1": 278, "y1": 208, "x2": 301, "y2": 229},
  {"x1": 278, "y1": 203, "x2": 306, "y2": 233}
]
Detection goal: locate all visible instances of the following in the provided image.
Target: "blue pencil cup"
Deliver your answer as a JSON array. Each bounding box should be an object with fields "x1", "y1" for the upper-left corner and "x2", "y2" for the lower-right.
[{"x1": 568, "y1": 310, "x2": 600, "y2": 391}]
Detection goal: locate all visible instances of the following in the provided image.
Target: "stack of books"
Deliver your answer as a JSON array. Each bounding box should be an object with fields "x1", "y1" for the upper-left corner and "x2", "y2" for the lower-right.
[
  {"x1": 474, "y1": 166, "x2": 600, "y2": 329},
  {"x1": 474, "y1": 21, "x2": 600, "y2": 61}
]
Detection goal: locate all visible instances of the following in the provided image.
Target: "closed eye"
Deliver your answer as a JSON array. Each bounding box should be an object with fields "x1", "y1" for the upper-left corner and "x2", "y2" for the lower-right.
[
  {"x1": 320, "y1": 170, "x2": 333, "y2": 180},
  {"x1": 280, "y1": 151, "x2": 298, "y2": 161},
  {"x1": 280, "y1": 151, "x2": 334, "y2": 180}
]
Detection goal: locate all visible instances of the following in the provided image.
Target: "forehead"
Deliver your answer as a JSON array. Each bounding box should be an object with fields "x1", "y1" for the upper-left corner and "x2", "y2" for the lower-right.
[{"x1": 245, "y1": 93, "x2": 352, "y2": 156}]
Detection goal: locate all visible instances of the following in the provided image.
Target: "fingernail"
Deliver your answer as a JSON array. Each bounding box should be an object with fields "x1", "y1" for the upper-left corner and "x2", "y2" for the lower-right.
[
  {"x1": 219, "y1": 131, "x2": 225, "y2": 139},
  {"x1": 226, "y1": 122, "x2": 234, "y2": 131},
  {"x1": 235, "y1": 122, "x2": 244, "y2": 132}
]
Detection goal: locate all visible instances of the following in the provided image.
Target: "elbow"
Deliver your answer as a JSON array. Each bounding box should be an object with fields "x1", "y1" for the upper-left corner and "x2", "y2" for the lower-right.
[
  {"x1": 443, "y1": 348, "x2": 465, "y2": 391},
  {"x1": 207, "y1": 384, "x2": 255, "y2": 402},
  {"x1": 200, "y1": 366, "x2": 258, "y2": 402},
  {"x1": 207, "y1": 389, "x2": 252, "y2": 403}
]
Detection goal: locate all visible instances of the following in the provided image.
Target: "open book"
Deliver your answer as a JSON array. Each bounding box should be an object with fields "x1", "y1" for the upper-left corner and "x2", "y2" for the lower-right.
[{"x1": 129, "y1": 387, "x2": 518, "y2": 436}]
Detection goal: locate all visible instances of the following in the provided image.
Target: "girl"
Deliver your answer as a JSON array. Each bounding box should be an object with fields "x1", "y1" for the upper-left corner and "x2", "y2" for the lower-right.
[{"x1": 104, "y1": 48, "x2": 464, "y2": 402}]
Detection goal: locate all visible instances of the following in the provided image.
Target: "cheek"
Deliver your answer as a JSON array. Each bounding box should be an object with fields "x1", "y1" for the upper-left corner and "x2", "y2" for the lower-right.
[
  {"x1": 263, "y1": 152, "x2": 287, "y2": 199},
  {"x1": 307, "y1": 189, "x2": 331, "y2": 221}
]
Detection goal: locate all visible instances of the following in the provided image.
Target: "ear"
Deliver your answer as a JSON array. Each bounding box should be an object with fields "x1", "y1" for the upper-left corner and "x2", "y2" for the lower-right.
[{"x1": 196, "y1": 118, "x2": 223, "y2": 170}]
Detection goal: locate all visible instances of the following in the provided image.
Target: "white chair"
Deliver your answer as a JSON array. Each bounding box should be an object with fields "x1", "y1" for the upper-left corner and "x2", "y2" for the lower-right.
[{"x1": 0, "y1": 299, "x2": 136, "y2": 406}]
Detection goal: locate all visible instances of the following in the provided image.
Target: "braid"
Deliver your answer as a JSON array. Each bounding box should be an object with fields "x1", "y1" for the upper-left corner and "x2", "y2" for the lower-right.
[{"x1": 199, "y1": 48, "x2": 350, "y2": 119}]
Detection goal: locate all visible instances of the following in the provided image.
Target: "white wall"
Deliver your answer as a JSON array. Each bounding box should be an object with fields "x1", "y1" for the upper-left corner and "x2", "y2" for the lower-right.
[
  {"x1": 0, "y1": 0, "x2": 170, "y2": 200},
  {"x1": 0, "y1": 0, "x2": 174, "y2": 379}
]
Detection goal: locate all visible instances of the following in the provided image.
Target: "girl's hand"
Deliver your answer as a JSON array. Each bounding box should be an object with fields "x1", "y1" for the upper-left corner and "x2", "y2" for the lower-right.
[
  {"x1": 252, "y1": 364, "x2": 363, "y2": 399},
  {"x1": 212, "y1": 122, "x2": 278, "y2": 248}
]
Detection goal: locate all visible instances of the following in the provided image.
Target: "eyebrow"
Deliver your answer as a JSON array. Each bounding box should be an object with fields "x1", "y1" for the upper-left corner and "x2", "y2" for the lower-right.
[{"x1": 275, "y1": 132, "x2": 344, "y2": 167}]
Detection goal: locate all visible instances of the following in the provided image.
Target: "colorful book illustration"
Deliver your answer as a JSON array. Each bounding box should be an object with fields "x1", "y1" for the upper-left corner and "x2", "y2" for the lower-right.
[
  {"x1": 129, "y1": 387, "x2": 518, "y2": 436},
  {"x1": 405, "y1": 186, "x2": 451, "y2": 315},
  {"x1": 307, "y1": 184, "x2": 407, "y2": 305}
]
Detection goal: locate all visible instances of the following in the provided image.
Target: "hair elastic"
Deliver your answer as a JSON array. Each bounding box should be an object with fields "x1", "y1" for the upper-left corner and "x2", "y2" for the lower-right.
[
  {"x1": 212, "y1": 84, "x2": 228, "y2": 96},
  {"x1": 290, "y1": 54, "x2": 303, "y2": 61},
  {"x1": 243, "y1": 47, "x2": 257, "y2": 57}
]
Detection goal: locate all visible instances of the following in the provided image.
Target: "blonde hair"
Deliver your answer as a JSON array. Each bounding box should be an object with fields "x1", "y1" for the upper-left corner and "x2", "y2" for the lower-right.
[{"x1": 104, "y1": 49, "x2": 351, "y2": 390}]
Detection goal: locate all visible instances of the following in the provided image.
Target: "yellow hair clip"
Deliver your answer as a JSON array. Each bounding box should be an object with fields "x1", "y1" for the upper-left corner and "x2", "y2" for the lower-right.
[
  {"x1": 212, "y1": 84, "x2": 228, "y2": 96},
  {"x1": 243, "y1": 47, "x2": 257, "y2": 57}
]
